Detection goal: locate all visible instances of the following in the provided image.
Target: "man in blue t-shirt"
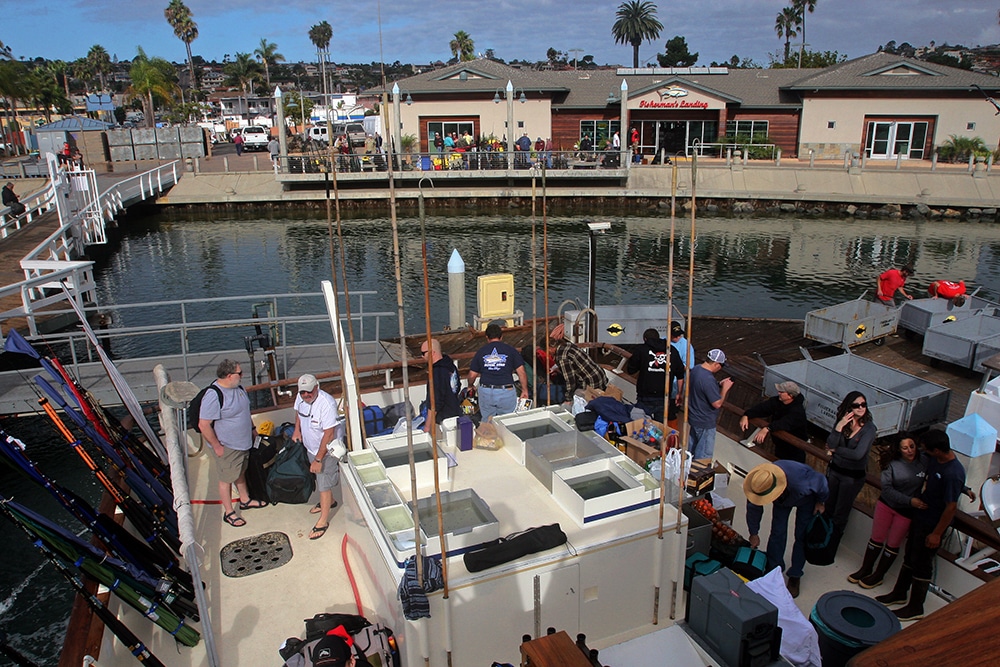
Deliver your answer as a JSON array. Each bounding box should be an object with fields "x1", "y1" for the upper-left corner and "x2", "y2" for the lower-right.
[
  {"x1": 686, "y1": 348, "x2": 733, "y2": 460},
  {"x1": 877, "y1": 429, "x2": 965, "y2": 621},
  {"x1": 467, "y1": 323, "x2": 528, "y2": 419}
]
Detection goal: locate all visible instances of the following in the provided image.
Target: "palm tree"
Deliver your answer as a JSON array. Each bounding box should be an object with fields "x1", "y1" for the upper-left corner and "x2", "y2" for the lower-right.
[
  {"x1": 254, "y1": 38, "x2": 284, "y2": 90},
  {"x1": 449, "y1": 31, "x2": 475, "y2": 62},
  {"x1": 0, "y1": 59, "x2": 28, "y2": 154},
  {"x1": 127, "y1": 47, "x2": 177, "y2": 128},
  {"x1": 164, "y1": 0, "x2": 199, "y2": 92},
  {"x1": 46, "y1": 60, "x2": 72, "y2": 100},
  {"x1": 309, "y1": 21, "x2": 333, "y2": 103},
  {"x1": 0, "y1": 41, "x2": 13, "y2": 60},
  {"x1": 72, "y1": 57, "x2": 94, "y2": 94},
  {"x1": 612, "y1": 1, "x2": 663, "y2": 68},
  {"x1": 774, "y1": 7, "x2": 798, "y2": 63},
  {"x1": 87, "y1": 45, "x2": 111, "y2": 92},
  {"x1": 224, "y1": 52, "x2": 262, "y2": 120},
  {"x1": 793, "y1": 0, "x2": 817, "y2": 68}
]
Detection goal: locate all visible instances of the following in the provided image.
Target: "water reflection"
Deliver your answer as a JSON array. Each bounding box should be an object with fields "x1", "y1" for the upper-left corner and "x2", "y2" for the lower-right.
[{"x1": 94, "y1": 211, "x2": 1000, "y2": 357}]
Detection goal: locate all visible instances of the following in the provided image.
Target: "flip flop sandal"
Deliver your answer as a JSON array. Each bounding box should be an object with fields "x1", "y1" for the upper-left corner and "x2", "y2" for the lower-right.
[
  {"x1": 309, "y1": 524, "x2": 329, "y2": 540},
  {"x1": 223, "y1": 511, "x2": 246, "y2": 527},
  {"x1": 239, "y1": 499, "x2": 267, "y2": 510},
  {"x1": 309, "y1": 500, "x2": 338, "y2": 514}
]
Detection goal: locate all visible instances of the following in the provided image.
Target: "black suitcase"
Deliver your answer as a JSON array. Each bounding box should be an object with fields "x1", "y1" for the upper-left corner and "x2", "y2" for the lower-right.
[{"x1": 246, "y1": 434, "x2": 279, "y2": 504}]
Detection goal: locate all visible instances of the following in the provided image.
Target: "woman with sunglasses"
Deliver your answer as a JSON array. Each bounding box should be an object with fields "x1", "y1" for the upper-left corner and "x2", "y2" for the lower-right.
[{"x1": 825, "y1": 391, "x2": 877, "y2": 545}]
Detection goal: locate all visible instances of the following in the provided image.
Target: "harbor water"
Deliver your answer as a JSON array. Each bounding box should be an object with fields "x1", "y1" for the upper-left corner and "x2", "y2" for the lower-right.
[{"x1": 2, "y1": 207, "x2": 1000, "y2": 663}]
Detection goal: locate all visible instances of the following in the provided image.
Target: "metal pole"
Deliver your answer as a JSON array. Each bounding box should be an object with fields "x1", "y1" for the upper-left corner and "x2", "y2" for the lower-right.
[
  {"x1": 274, "y1": 86, "x2": 287, "y2": 165},
  {"x1": 619, "y1": 79, "x2": 628, "y2": 167},
  {"x1": 506, "y1": 80, "x2": 515, "y2": 170},
  {"x1": 392, "y1": 83, "x2": 403, "y2": 171},
  {"x1": 448, "y1": 249, "x2": 466, "y2": 329}
]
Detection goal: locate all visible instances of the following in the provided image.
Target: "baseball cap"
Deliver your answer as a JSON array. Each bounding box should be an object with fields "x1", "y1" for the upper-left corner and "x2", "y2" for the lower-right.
[
  {"x1": 670, "y1": 322, "x2": 683, "y2": 337},
  {"x1": 707, "y1": 349, "x2": 726, "y2": 365},
  {"x1": 775, "y1": 381, "x2": 800, "y2": 396},
  {"x1": 297, "y1": 374, "x2": 319, "y2": 392}
]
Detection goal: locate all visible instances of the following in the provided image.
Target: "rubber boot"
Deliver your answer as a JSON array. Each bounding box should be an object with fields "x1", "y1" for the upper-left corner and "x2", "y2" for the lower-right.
[
  {"x1": 893, "y1": 578, "x2": 930, "y2": 621},
  {"x1": 848, "y1": 540, "x2": 882, "y2": 584},
  {"x1": 860, "y1": 547, "x2": 899, "y2": 589},
  {"x1": 875, "y1": 564, "x2": 912, "y2": 606}
]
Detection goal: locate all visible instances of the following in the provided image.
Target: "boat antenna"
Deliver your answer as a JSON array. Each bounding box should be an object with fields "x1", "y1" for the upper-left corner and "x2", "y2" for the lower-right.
[
  {"x1": 542, "y1": 163, "x2": 551, "y2": 378},
  {"x1": 529, "y1": 165, "x2": 538, "y2": 405}
]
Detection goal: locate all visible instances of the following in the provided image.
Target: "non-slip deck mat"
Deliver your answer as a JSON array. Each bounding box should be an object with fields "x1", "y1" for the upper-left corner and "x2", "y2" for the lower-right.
[{"x1": 220, "y1": 531, "x2": 292, "y2": 577}]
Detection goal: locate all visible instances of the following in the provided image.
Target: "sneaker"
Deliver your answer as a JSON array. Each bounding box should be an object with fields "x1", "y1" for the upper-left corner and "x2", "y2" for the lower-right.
[
  {"x1": 787, "y1": 576, "x2": 800, "y2": 599},
  {"x1": 893, "y1": 604, "x2": 924, "y2": 622}
]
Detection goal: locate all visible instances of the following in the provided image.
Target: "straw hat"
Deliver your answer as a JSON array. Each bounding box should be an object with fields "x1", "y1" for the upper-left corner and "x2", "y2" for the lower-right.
[{"x1": 743, "y1": 462, "x2": 787, "y2": 506}]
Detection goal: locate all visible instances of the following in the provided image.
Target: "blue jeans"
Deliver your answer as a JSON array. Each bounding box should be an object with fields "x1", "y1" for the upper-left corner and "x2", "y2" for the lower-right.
[
  {"x1": 688, "y1": 426, "x2": 717, "y2": 460},
  {"x1": 767, "y1": 500, "x2": 814, "y2": 578},
  {"x1": 478, "y1": 386, "x2": 516, "y2": 419}
]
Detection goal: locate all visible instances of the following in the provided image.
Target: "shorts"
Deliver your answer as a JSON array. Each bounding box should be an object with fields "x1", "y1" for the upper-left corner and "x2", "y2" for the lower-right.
[
  {"x1": 315, "y1": 456, "x2": 341, "y2": 492},
  {"x1": 214, "y1": 446, "x2": 249, "y2": 484}
]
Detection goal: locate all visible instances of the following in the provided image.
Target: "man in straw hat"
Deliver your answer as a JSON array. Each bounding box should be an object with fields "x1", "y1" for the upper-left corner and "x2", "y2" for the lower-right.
[{"x1": 745, "y1": 460, "x2": 828, "y2": 598}]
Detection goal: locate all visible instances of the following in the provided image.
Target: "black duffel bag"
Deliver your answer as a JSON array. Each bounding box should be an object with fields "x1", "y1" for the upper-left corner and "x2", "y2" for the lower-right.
[
  {"x1": 463, "y1": 524, "x2": 567, "y2": 573},
  {"x1": 804, "y1": 513, "x2": 841, "y2": 566}
]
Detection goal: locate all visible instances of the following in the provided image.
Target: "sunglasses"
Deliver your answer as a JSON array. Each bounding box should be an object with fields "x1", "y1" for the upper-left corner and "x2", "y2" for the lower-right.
[
  {"x1": 851, "y1": 402, "x2": 867, "y2": 408},
  {"x1": 299, "y1": 388, "x2": 315, "y2": 396}
]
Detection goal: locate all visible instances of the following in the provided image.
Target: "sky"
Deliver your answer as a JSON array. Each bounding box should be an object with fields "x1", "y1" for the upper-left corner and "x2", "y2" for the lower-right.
[{"x1": 6, "y1": 1, "x2": 1000, "y2": 69}]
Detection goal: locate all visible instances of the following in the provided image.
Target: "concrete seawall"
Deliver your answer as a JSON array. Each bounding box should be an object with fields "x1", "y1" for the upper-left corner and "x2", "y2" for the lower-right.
[{"x1": 157, "y1": 160, "x2": 1000, "y2": 215}]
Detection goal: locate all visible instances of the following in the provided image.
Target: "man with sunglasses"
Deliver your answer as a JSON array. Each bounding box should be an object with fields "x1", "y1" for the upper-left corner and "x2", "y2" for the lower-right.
[
  {"x1": 199, "y1": 359, "x2": 259, "y2": 528},
  {"x1": 293, "y1": 374, "x2": 343, "y2": 540}
]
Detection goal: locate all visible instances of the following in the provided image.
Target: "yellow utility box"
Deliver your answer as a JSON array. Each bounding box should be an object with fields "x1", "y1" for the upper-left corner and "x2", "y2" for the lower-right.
[{"x1": 474, "y1": 273, "x2": 523, "y2": 330}]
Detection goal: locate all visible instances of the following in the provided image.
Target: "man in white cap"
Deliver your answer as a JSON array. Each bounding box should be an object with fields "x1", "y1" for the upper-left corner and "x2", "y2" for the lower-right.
[
  {"x1": 686, "y1": 348, "x2": 733, "y2": 460},
  {"x1": 292, "y1": 374, "x2": 344, "y2": 540},
  {"x1": 739, "y1": 381, "x2": 809, "y2": 462},
  {"x1": 745, "y1": 460, "x2": 828, "y2": 598}
]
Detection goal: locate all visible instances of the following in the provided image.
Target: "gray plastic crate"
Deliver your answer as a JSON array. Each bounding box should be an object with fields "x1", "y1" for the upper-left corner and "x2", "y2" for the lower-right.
[
  {"x1": 763, "y1": 359, "x2": 906, "y2": 437},
  {"x1": 813, "y1": 354, "x2": 950, "y2": 432},
  {"x1": 923, "y1": 314, "x2": 1000, "y2": 370},
  {"x1": 898, "y1": 297, "x2": 978, "y2": 335},
  {"x1": 563, "y1": 304, "x2": 685, "y2": 345},
  {"x1": 805, "y1": 299, "x2": 899, "y2": 348}
]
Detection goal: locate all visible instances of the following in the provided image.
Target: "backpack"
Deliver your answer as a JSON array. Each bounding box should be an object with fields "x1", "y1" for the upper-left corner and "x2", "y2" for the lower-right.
[
  {"x1": 188, "y1": 384, "x2": 223, "y2": 433},
  {"x1": 280, "y1": 613, "x2": 399, "y2": 667},
  {"x1": 266, "y1": 441, "x2": 316, "y2": 504}
]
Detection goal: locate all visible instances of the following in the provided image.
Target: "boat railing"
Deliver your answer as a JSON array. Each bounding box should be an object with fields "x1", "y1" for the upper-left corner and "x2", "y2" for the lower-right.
[
  {"x1": 23, "y1": 291, "x2": 395, "y2": 382},
  {"x1": 730, "y1": 406, "x2": 1000, "y2": 578}
]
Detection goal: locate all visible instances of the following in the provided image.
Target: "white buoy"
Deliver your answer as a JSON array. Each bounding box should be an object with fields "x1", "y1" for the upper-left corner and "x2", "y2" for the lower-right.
[{"x1": 448, "y1": 249, "x2": 466, "y2": 329}]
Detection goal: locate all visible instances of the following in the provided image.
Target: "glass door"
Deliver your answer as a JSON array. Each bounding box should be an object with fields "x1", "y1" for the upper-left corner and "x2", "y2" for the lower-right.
[{"x1": 865, "y1": 121, "x2": 928, "y2": 160}]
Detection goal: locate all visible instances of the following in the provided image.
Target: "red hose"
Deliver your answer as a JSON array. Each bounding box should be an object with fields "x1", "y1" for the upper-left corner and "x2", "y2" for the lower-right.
[{"x1": 341, "y1": 533, "x2": 365, "y2": 616}]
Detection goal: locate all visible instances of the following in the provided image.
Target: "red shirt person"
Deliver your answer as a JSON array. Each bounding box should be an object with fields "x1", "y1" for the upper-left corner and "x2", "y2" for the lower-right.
[{"x1": 876, "y1": 266, "x2": 914, "y2": 304}]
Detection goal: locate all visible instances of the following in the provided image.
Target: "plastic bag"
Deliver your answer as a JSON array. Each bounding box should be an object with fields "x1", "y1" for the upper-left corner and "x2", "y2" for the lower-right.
[
  {"x1": 572, "y1": 393, "x2": 588, "y2": 415},
  {"x1": 474, "y1": 418, "x2": 502, "y2": 450}
]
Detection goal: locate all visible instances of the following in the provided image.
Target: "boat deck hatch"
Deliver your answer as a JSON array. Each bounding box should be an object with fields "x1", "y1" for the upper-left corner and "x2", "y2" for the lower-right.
[{"x1": 220, "y1": 531, "x2": 293, "y2": 577}]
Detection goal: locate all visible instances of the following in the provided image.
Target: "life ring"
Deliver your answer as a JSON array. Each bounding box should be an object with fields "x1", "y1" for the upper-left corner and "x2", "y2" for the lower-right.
[{"x1": 929, "y1": 280, "x2": 965, "y2": 299}]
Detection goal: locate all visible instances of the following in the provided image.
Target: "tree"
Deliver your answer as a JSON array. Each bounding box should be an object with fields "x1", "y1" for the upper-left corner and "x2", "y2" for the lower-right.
[
  {"x1": 309, "y1": 21, "x2": 333, "y2": 102},
  {"x1": 224, "y1": 52, "x2": 262, "y2": 96},
  {"x1": 774, "y1": 6, "x2": 798, "y2": 63},
  {"x1": 793, "y1": 0, "x2": 817, "y2": 68},
  {"x1": 612, "y1": 1, "x2": 663, "y2": 68},
  {"x1": 27, "y1": 68, "x2": 71, "y2": 123},
  {"x1": 770, "y1": 49, "x2": 844, "y2": 69},
  {"x1": 712, "y1": 55, "x2": 761, "y2": 69},
  {"x1": 0, "y1": 59, "x2": 28, "y2": 154},
  {"x1": 254, "y1": 39, "x2": 285, "y2": 90},
  {"x1": 657, "y1": 36, "x2": 697, "y2": 67},
  {"x1": 46, "y1": 60, "x2": 72, "y2": 99},
  {"x1": 127, "y1": 47, "x2": 177, "y2": 128},
  {"x1": 87, "y1": 45, "x2": 111, "y2": 92},
  {"x1": 164, "y1": 0, "x2": 199, "y2": 93},
  {"x1": 449, "y1": 31, "x2": 475, "y2": 62}
]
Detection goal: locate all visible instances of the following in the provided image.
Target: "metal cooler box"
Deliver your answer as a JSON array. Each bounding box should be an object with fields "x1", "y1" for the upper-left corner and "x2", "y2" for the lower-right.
[
  {"x1": 812, "y1": 354, "x2": 950, "y2": 432},
  {"x1": 898, "y1": 297, "x2": 978, "y2": 336},
  {"x1": 923, "y1": 314, "x2": 1000, "y2": 372},
  {"x1": 804, "y1": 298, "x2": 899, "y2": 348},
  {"x1": 763, "y1": 359, "x2": 906, "y2": 437}
]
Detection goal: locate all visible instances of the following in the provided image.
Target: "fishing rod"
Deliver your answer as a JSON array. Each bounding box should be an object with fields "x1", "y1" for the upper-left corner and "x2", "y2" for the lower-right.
[
  {"x1": 35, "y1": 374, "x2": 178, "y2": 535},
  {"x1": 0, "y1": 500, "x2": 168, "y2": 667},
  {"x1": 5, "y1": 500, "x2": 200, "y2": 633},
  {"x1": 0, "y1": 427, "x2": 193, "y2": 598},
  {"x1": 44, "y1": 359, "x2": 174, "y2": 507}
]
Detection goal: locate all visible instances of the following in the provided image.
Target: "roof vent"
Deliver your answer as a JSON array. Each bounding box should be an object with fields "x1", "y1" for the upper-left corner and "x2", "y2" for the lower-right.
[{"x1": 460, "y1": 71, "x2": 468, "y2": 81}]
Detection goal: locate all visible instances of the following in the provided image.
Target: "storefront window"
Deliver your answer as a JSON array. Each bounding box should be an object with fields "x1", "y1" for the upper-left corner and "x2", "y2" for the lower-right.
[
  {"x1": 725, "y1": 120, "x2": 770, "y2": 143},
  {"x1": 579, "y1": 120, "x2": 621, "y2": 148},
  {"x1": 426, "y1": 121, "x2": 476, "y2": 149}
]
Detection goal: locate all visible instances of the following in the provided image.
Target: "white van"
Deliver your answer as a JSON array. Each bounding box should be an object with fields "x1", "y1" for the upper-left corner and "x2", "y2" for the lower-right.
[{"x1": 305, "y1": 126, "x2": 329, "y2": 145}]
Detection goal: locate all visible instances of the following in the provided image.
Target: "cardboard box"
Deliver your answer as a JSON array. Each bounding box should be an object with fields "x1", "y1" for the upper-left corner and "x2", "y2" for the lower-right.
[
  {"x1": 687, "y1": 458, "x2": 715, "y2": 495},
  {"x1": 619, "y1": 418, "x2": 667, "y2": 466},
  {"x1": 583, "y1": 384, "x2": 624, "y2": 403}
]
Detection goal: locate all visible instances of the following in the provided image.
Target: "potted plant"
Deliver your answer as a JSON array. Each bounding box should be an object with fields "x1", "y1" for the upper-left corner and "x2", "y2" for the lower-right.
[{"x1": 400, "y1": 133, "x2": 417, "y2": 169}]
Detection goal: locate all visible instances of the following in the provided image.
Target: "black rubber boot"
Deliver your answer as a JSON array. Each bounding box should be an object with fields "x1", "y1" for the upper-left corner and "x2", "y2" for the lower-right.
[
  {"x1": 893, "y1": 578, "x2": 930, "y2": 621},
  {"x1": 875, "y1": 564, "x2": 912, "y2": 606},
  {"x1": 848, "y1": 540, "x2": 882, "y2": 584},
  {"x1": 860, "y1": 547, "x2": 899, "y2": 589}
]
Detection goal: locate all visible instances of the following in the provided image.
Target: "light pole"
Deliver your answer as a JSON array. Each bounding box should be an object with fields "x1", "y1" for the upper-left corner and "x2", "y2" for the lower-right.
[
  {"x1": 587, "y1": 221, "x2": 611, "y2": 343},
  {"x1": 506, "y1": 80, "x2": 515, "y2": 169},
  {"x1": 274, "y1": 86, "x2": 286, "y2": 163},
  {"x1": 619, "y1": 79, "x2": 628, "y2": 167},
  {"x1": 392, "y1": 82, "x2": 403, "y2": 169}
]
